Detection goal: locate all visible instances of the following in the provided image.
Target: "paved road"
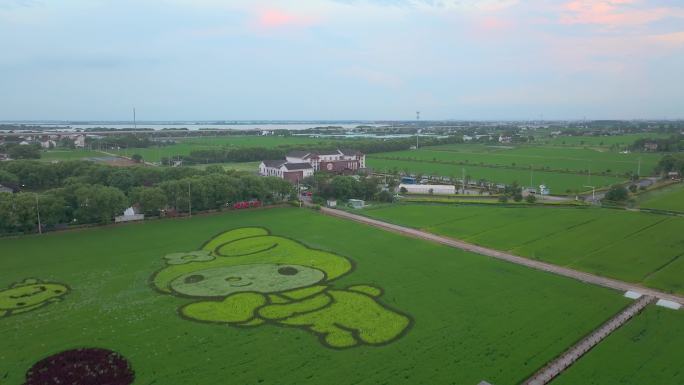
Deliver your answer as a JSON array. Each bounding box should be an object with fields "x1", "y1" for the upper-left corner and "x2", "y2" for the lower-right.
[
  {"x1": 524, "y1": 295, "x2": 655, "y2": 385},
  {"x1": 319, "y1": 207, "x2": 684, "y2": 305}
]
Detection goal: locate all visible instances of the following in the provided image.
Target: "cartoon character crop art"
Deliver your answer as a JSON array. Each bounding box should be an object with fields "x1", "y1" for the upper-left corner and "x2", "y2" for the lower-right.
[
  {"x1": 0, "y1": 278, "x2": 69, "y2": 318},
  {"x1": 152, "y1": 227, "x2": 411, "y2": 348}
]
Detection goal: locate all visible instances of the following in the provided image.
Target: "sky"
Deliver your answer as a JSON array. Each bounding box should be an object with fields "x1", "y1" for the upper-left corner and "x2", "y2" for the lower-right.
[{"x1": 0, "y1": 0, "x2": 683, "y2": 121}]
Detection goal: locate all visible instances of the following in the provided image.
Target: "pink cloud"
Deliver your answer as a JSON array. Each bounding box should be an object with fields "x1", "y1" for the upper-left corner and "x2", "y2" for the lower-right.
[
  {"x1": 559, "y1": 0, "x2": 681, "y2": 27},
  {"x1": 254, "y1": 8, "x2": 319, "y2": 30}
]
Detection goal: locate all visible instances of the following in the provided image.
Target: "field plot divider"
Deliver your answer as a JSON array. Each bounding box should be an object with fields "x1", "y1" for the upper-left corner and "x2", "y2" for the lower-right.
[
  {"x1": 522, "y1": 295, "x2": 655, "y2": 385},
  {"x1": 318, "y1": 207, "x2": 684, "y2": 306}
]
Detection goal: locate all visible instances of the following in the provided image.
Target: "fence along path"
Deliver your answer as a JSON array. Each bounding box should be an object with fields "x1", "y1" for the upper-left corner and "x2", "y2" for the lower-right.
[
  {"x1": 319, "y1": 207, "x2": 684, "y2": 306},
  {"x1": 523, "y1": 295, "x2": 655, "y2": 385}
]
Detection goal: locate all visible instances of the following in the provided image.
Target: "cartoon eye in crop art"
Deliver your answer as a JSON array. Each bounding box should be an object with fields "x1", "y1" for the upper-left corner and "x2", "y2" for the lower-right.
[{"x1": 163, "y1": 250, "x2": 215, "y2": 265}]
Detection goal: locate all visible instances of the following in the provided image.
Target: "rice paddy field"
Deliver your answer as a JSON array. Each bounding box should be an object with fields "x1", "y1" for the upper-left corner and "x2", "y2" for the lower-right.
[
  {"x1": 552, "y1": 305, "x2": 684, "y2": 385},
  {"x1": 366, "y1": 157, "x2": 623, "y2": 193},
  {"x1": 370, "y1": 144, "x2": 660, "y2": 175},
  {"x1": 638, "y1": 183, "x2": 684, "y2": 213},
  {"x1": 190, "y1": 161, "x2": 260, "y2": 172},
  {"x1": 39, "y1": 150, "x2": 107, "y2": 162},
  {"x1": 541, "y1": 133, "x2": 671, "y2": 147},
  {"x1": 113, "y1": 136, "x2": 350, "y2": 162},
  {"x1": 0, "y1": 207, "x2": 631, "y2": 385},
  {"x1": 367, "y1": 143, "x2": 665, "y2": 192},
  {"x1": 361, "y1": 204, "x2": 684, "y2": 294}
]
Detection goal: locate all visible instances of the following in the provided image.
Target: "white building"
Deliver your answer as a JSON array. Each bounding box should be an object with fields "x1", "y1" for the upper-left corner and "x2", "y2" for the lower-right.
[
  {"x1": 40, "y1": 140, "x2": 56, "y2": 149},
  {"x1": 259, "y1": 160, "x2": 314, "y2": 183},
  {"x1": 399, "y1": 184, "x2": 456, "y2": 195},
  {"x1": 73, "y1": 135, "x2": 86, "y2": 148}
]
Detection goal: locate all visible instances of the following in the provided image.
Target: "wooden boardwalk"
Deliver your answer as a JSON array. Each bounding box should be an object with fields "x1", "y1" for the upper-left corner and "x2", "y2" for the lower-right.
[
  {"x1": 319, "y1": 207, "x2": 684, "y2": 306},
  {"x1": 523, "y1": 295, "x2": 655, "y2": 385}
]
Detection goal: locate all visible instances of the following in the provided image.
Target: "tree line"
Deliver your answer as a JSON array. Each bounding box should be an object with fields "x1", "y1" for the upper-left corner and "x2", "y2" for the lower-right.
[
  {"x1": 630, "y1": 135, "x2": 684, "y2": 152},
  {"x1": 0, "y1": 161, "x2": 294, "y2": 235}
]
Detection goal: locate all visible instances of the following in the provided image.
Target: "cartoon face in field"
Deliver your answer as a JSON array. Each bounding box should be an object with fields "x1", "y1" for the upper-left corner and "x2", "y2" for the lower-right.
[
  {"x1": 0, "y1": 278, "x2": 69, "y2": 318},
  {"x1": 153, "y1": 227, "x2": 352, "y2": 298},
  {"x1": 152, "y1": 227, "x2": 411, "y2": 349},
  {"x1": 169, "y1": 264, "x2": 325, "y2": 297}
]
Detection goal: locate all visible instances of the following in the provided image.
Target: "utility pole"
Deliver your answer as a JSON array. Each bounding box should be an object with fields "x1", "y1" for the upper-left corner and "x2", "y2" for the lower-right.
[
  {"x1": 188, "y1": 181, "x2": 192, "y2": 217},
  {"x1": 584, "y1": 185, "x2": 596, "y2": 204},
  {"x1": 530, "y1": 165, "x2": 533, "y2": 190},
  {"x1": 637, "y1": 157, "x2": 641, "y2": 177},
  {"x1": 35, "y1": 194, "x2": 42, "y2": 235},
  {"x1": 462, "y1": 167, "x2": 466, "y2": 194},
  {"x1": 133, "y1": 107, "x2": 137, "y2": 130}
]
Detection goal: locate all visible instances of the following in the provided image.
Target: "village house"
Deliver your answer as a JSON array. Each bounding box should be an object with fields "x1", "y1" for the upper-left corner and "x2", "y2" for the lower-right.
[
  {"x1": 259, "y1": 149, "x2": 365, "y2": 183},
  {"x1": 643, "y1": 142, "x2": 659, "y2": 151},
  {"x1": 259, "y1": 160, "x2": 314, "y2": 183}
]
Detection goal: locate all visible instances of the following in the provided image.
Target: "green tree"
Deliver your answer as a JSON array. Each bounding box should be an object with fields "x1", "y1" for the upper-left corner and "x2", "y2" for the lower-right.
[
  {"x1": 0, "y1": 170, "x2": 18, "y2": 186},
  {"x1": 8, "y1": 144, "x2": 41, "y2": 159},
  {"x1": 130, "y1": 187, "x2": 167, "y2": 215},
  {"x1": 73, "y1": 185, "x2": 128, "y2": 224},
  {"x1": 604, "y1": 185, "x2": 629, "y2": 202}
]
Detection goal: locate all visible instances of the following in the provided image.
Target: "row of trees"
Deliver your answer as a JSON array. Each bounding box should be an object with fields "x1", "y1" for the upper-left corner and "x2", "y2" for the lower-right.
[
  {"x1": 0, "y1": 143, "x2": 41, "y2": 159},
  {"x1": 304, "y1": 173, "x2": 386, "y2": 202},
  {"x1": 0, "y1": 160, "x2": 294, "y2": 234},
  {"x1": 631, "y1": 135, "x2": 684, "y2": 152}
]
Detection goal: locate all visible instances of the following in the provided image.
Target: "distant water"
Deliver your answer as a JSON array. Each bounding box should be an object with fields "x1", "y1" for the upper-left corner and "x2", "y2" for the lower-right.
[{"x1": 0, "y1": 121, "x2": 382, "y2": 131}]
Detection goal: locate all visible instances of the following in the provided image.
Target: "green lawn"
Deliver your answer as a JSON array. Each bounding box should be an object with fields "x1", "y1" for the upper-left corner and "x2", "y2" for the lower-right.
[
  {"x1": 638, "y1": 183, "x2": 684, "y2": 213},
  {"x1": 367, "y1": 157, "x2": 624, "y2": 193},
  {"x1": 362, "y1": 204, "x2": 684, "y2": 294},
  {"x1": 552, "y1": 306, "x2": 684, "y2": 385},
  {"x1": 0, "y1": 208, "x2": 629, "y2": 385}
]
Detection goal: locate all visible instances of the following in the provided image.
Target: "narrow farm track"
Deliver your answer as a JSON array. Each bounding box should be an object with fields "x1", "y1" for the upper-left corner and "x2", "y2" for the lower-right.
[
  {"x1": 318, "y1": 207, "x2": 684, "y2": 305},
  {"x1": 523, "y1": 295, "x2": 655, "y2": 385}
]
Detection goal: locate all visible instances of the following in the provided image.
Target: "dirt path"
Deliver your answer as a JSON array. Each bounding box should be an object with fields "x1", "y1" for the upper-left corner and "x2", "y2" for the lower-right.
[
  {"x1": 319, "y1": 207, "x2": 684, "y2": 305},
  {"x1": 523, "y1": 295, "x2": 655, "y2": 385}
]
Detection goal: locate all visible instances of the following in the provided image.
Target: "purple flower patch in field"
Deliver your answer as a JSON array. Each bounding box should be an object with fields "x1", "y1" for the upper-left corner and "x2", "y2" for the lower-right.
[{"x1": 24, "y1": 348, "x2": 134, "y2": 385}]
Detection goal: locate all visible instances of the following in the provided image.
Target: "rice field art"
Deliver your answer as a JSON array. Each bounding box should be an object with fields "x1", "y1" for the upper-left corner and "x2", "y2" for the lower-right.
[
  {"x1": 151, "y1": 227, "x2": 412, "y2": 349},
  {"x1": 0, "y1": 278, "x2": 69, "y2": 318}
]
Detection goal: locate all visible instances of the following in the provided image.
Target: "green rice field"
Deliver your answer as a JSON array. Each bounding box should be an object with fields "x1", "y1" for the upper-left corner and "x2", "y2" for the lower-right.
[
  {"x1": 0, "y1": 207, "x2": 630, "y2": 385},
  {"x1": 542, "y1": 133, "x2": 671, "y2": 147},
  {"x1": 40, "y1": 150, "x2": 107, "y2": 162},
  {"x1": 366, "y1": 157, "x2": 624, "y2": 193},
  {"x1": 114, "y1": 136, "x2": 349, "y2": 163},
  {"x1": 371, "y1": 144, "x2": 660, "y2": 175},
  {"x1": 190, "y1": 161, "x2": 260, "y2": 172},
  {"x1": 552, "y1": 305, "x2": 684, "y2": 385},
  {"x1": 638, "y1": 183, "x2": 684, "y2": 213},
  {"x1": 362, "y1": 204, "x2": 684, "y2": 294}
]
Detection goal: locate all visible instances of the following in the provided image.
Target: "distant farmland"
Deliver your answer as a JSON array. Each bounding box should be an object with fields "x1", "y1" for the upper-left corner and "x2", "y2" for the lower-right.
[
  {"x1": 113, "y1": 136, "x2": 337, "y2": 163},
  {"x1": 366, "y1": 142, "x2": 666, "y2": 192}
]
